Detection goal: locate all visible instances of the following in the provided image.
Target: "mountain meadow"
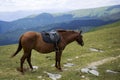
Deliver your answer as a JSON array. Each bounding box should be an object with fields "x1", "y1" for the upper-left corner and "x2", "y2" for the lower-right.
[{"x1": 0, "y1": 21, "x2": 120, "y2": 80}]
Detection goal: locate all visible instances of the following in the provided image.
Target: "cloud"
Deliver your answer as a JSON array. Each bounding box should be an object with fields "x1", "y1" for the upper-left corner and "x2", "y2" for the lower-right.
[{"x1": 0, "y1": 0, "x2": 120, "y2": 12}]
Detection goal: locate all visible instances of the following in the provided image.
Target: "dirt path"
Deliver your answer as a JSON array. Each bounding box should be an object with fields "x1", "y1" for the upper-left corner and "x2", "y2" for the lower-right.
[{"x1": 87, "y1": 55, "x2": 120, "y2": 68}]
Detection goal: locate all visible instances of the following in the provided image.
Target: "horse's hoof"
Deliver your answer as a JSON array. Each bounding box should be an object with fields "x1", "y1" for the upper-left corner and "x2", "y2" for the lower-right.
[
  {"x1": 59, "y1": 69, "x2": 63, "y2": 72},
  {"x1": 58, "y1": 68, "x2": 63, "y2": 72},
  {"x1": 16, "y1": 68, "x2": 24, "y2": 74},
  {"x1": 17, "y1": 67, "x2": 22, "y2": 72}
]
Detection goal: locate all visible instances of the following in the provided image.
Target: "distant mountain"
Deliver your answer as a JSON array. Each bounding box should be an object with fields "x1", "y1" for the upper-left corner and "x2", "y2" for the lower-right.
[
  {"x1": 0, "y1": 13, "x2": 76, "y2": 33},
  {"x1": 0, "y1": 19, "x2": 119, "y2": 46},
  {"x1": 64, "y1": 5, "x2": 120, "y2": 21},
  {"x1": 0, "y1": 9, "x2": 69, "y2": 21},
  {"x1": 10, "y1": 13, "x2": 74, "y2": 31},
  {"x1": 0, "y1": 5, "x2": 120, "y2": 45},
  {"x1": 0, "y1": 5, "x2": 120, "y2": 33},
  {"x1": 0, "y1": 21, "x2": 12, "y2": 33},
  {"x1": 48, "y1": 19, "x2": 118, "y2": 31},
  {"x1": 0, "y1": 10, "x2": 42, "y2": 21}
]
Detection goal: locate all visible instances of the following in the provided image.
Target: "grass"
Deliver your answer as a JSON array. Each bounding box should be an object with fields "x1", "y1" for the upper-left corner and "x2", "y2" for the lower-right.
[{"x1": 0, "y1": 21, "x2": 120, "y2": 80}]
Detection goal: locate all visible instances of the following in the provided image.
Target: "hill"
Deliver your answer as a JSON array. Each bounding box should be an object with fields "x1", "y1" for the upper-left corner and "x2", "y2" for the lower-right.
[
  {"x1": 0, "y1": 5, "x2": 120, "y2": 33},
  {"x1": 0, "y1": 20, "x2": 119, "y2": 46},
  {"x1": 67, "y1": 5, "x2": 120, "y2": 21},
  {"x1": 0, "y1": 21, "x2": 120, "y2": 80},
  {"x1": 0, "y1": 5, "x2": 120, "y2": 45},
  {"x1": 0, "y1": 21, "x2": 12, "y2": 34}
]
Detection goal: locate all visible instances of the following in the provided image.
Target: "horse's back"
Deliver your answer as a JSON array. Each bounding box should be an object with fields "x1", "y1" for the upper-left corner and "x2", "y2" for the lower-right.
[
  {"x1": 21, "y1": 31, "x2": 38, "y2": 41},
  {"x1": 20, "y1": 31, "x2": 40, "y2": 49},
  {"x1": 20, "y1": 31, "x2": 54, "y2": 52}
]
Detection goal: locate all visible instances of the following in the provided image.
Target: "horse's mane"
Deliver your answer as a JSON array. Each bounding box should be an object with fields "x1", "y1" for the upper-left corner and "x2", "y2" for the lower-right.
[
  {"x1": 57, "y1": 29, "x2": 75, "y2": 33},
  {"x1": 57, "y1": 29, "x2": 67, "y2": 32}
]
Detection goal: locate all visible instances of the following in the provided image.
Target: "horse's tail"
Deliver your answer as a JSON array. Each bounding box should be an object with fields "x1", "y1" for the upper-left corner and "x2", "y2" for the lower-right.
[{"x1": 11, "y1": 35, "x2": 23, "y2": 58}]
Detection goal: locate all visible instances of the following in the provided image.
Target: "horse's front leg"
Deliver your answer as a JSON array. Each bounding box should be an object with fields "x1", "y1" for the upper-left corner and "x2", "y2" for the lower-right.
[{"x1": 55, "y1": 51, "x2": 62, "y2": 71}]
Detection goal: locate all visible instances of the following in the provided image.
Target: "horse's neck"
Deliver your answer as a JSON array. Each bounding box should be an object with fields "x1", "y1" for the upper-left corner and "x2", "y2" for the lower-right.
[{"x1": 60, "y1": 32, "x2": 78, "y2": 44}]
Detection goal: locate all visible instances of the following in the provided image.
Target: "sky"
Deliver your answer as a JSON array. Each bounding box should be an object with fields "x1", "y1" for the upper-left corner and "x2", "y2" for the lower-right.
[{"x1": 0, "y1": 0, "x2": 120, "y2": 12}]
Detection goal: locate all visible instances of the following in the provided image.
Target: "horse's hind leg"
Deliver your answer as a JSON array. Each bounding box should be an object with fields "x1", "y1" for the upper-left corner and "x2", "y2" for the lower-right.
[
  {"x1": 19, "y1": 49, "x2": 32, "y2": 74},
  {"x1": 19, "y1": 53, "x2": 27, "y2": 74},
  {"x1": 27, "y1": 51, "x2": 33, "y2": 71}
]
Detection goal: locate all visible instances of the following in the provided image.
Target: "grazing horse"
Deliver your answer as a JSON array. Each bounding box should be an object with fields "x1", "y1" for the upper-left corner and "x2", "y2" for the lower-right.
[{"x1": 11, "y1": 30, "x2": 84, "y2": 74}]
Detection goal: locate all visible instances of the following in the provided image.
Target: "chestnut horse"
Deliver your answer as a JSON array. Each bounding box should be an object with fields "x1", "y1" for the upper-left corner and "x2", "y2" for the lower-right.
[{"x1": 11, "y1": 30, "x2": 84, "y2": 73}]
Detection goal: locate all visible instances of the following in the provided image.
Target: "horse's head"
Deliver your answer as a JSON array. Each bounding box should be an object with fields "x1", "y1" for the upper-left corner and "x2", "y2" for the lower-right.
[{"x1": 76, "y1": 31, "x2": 84, "y2": 46}]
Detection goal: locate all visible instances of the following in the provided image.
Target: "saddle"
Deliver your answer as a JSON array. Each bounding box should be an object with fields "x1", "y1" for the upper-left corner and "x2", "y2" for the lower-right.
[{"x1": 41, "y1": 30, "x2": 61, "y2": 51}]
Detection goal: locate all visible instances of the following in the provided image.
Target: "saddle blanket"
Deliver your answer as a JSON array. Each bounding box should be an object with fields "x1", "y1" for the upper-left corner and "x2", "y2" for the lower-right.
[{"x1": 41, "y1": 30, "x2": 61, "y2": 44}]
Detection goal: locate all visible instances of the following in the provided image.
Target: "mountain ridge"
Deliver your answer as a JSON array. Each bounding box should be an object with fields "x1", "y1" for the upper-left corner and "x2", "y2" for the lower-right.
[
  {"x1": 0, "y1": 5, "x2": 120, "y2": 33},
  {"x1": 0, "y1": 5, "x2": 120, "y2": 45}
]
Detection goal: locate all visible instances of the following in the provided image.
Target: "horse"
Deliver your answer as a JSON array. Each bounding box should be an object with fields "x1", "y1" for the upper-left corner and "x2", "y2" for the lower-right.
[{"x1": 11, "y1": 29, "x2": 84, "y2": 74}]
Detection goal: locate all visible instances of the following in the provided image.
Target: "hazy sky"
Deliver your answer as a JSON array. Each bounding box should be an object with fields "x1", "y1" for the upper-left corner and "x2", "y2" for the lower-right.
[{"x1": 0, "y1": 0, "x2": 120, "y2": 12}]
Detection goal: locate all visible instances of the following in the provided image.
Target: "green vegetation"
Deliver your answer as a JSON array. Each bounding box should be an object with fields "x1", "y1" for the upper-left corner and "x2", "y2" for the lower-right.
[
  {"x1": 54, "y1": 5, "x2": 120, "y2": 21},
  {"x1": 0, "y1": 21, "x2": 120, "y2": 80}
]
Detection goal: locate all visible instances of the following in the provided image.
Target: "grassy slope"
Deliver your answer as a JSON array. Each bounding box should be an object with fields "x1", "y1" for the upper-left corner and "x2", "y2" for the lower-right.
[{"x1": 0, "y1": 21, "x2": 120, "y2": 80}]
